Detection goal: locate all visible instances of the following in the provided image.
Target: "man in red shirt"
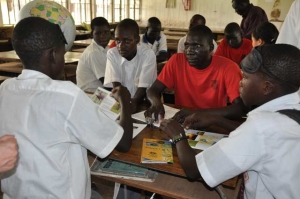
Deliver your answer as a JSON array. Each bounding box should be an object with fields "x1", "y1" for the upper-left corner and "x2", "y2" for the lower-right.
[
  {"x1": 145, "y1": 25, "x2": 246, "y2": 123},
  {"x1": 215, "y1": 22, "x2": 252, "y2": 64}
]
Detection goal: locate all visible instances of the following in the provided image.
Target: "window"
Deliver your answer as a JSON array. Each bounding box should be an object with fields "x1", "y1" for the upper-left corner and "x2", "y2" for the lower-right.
[{"x1": 0, "y1": 0, "x2": 140, "y2": 25}]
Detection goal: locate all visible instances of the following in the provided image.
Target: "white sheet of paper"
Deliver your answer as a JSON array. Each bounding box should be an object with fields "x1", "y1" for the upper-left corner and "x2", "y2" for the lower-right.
[{"x1": 132, "y1": 123, "x2": 147, "y2": 138}]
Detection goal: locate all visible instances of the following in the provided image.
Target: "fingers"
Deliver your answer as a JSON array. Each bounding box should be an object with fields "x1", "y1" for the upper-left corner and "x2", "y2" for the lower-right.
[{"x1": 0, "y1": 135, "x2": 15, "y2": 141}]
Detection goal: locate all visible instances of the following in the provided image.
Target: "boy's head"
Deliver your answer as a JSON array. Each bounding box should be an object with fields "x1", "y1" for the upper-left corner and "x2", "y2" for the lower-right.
[
  {"x1": 12, "y1": 17, "x2": 67, "y2": 80},
  {"x1": 91, "y1": 17, "x2": 111, "y2": 48},
  {"x1": 224, "y1": 22, "x2": 243, "y2": 49},
  {"x1": 115, "y1": 18, "x2": 140, "y2": 60},
  {"x1": 146, "y1": 17, "x2": 162, "y2": 43},
  {"x1": 184, "y1": 25, "x2": 214, "y2": 69},
  {"x1": 232, "y1": 0, "x2": 250, "y2": 16},
  {"x1": 240, "y1": 44, "x2": 300, "y2": 106},
  {"x1": 252, "y1": 22, "x2": 279, "y2": 47},
  {"x1": 189, "y1": 14, "x2": 206, "y2": 30}
]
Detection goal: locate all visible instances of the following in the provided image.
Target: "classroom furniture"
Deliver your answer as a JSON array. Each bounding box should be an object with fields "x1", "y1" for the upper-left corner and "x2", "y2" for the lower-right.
[
  {"x1": 0, "y1": 75, "x2": 11, "y2": 84},
  {"x1": 90, "y1": 125, "x2": 241, "y2": 199}
]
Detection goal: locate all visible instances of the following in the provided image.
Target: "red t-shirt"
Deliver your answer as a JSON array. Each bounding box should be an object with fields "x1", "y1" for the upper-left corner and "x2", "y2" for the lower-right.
[
  {"x1": 157, "y1": 53, "x2": 242, "y2": 109},
  {"x1": 215, "y1": 38, "x2": 253, "y2": 64},
  {"x1": 109, "y1": 40, "x2": 116, "y2": 48}
]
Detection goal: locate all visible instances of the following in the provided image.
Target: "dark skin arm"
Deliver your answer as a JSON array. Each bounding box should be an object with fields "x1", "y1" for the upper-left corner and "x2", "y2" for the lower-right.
[
  {"x1": 156, "y1": 51, "x2": 168, "y2": 63},
  {"x1": 160, "y1": 119, "x2": 201, "y2": 181},
  {"x1": 144, "y1": 80, "x2": 167, "y2": 121},
  {"x1": 99, "y1": 77, "x2": 104, "y2": 85},
  {"x1": 110, "y1": 86, "x2": 133, "y2": 152}
]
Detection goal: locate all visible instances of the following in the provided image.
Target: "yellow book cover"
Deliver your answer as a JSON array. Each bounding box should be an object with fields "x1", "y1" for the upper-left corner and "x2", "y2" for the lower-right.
[{"x1": 140, "y1": 139, "x2": 174, "y2": 164}]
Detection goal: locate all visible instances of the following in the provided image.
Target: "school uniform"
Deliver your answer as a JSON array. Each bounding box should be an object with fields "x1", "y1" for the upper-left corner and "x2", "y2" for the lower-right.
[
  {"x1": 139, "y1": 32, "x2": 167, "y2": 55},
  {"x1": 0, "y1": 70, "x2": 124, "y2": 199},
  {"x1": 197, "y1": 92, "x2": 300, "y2": 198},
  {"x1": 76, "y1": 39, "x2": 109, "y2": 92},
  {"x1": 177, "y1": 35, "x2": 218, "y2": 53},
  {"x1": 104, "y1": 45, "x2": 157, "y2": 97}
]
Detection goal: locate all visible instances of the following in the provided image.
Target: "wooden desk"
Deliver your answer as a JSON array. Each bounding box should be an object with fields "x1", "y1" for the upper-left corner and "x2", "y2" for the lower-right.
[
  {"x1": 73, "y1": 39, "x2": 114, "y2": 47},
  {"x1": 0, "y1": 75, "x2": 10, "y2": 84},
  {"x1": 166, "y1": 35, "x2": 182, "y2": 43},
  {"x1": 164, "y1": 31, "x2": 186, "y2": 37},
  {"x1": 0, "y1": 51, "x2": 81, "y2": 64}
]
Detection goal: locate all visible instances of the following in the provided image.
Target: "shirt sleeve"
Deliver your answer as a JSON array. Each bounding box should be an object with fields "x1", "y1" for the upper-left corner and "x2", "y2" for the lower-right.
[
  {"x1": 224, "y1": 61, "x2": 242, "y2": 102},
  {"x1": 158, "y1": 33, "x2": 168, "y2": 53},
  {"x1": 65, "y1": 89, "x2": 123, "y2": 158},
  {"x1": 104, "y1": 49, "x2": 121, "y2": 86},
  {"x1": 157, "y1": 54, "x2": 178, "y2": 89},
  {"x1": 177, "y1": 36, "x2": 185, "y2": 53},
  {"x1": 138, "y1": 49, "x2": 157, "y2": 88},
  {"x1": 243, "y1": 8, "x2": 268, "y2": 39},
  {"x1": 196, "y1": 118, "x2": 265, "y2": 187},
  {"x1": 89, "y1": 51, "x2": 106, "y2": 79}
]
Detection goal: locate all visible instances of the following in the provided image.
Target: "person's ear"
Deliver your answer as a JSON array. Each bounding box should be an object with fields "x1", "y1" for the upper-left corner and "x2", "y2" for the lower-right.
[
  {"x1": 135, "y1": 35, "x2": 140, "y2": 44},
  {"x1": 209, "y1": 44, "x2": 214, "y2": 52},
  {"x1": 258, "y1": 38, "x2": 264, "y2": 46},
  {"x1": 263, "y1": 81, "x2": 275, "y2": 95}
]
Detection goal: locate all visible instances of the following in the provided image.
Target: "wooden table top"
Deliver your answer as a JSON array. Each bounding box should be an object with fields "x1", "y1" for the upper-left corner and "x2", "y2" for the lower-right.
[
  {"x1": 107, "y1": 126, "x2": 238, "y2": 188},
  {"x1": 73, "y1": 39, "x2": 114, "y2": 47},
  {"x1": 164, "y1": 31, "x2": 186, "y2": 36},
  {"x1": 166, "y1": 35, "x2": 182, "y2": 43},
  {"x1": 0, "y1": 51, "x2": 81, "y2": 64}
]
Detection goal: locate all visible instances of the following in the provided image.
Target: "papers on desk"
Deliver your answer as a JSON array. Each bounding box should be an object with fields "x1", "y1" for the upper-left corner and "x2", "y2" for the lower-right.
[
  {"x1": 131, "y1": 105, "x2": 180, "y2": 127},
  {"x1": 90, "y1": 87, "x2": 120, "y2": 121},
  {"x1": 133, "y1": 123, "x2": 147, "y2": 138},
  {"x1": 185, "y1": 129, "x2": 227, "y2": 150},
  {"x1": 90, "y1": 158, "x2": 158, "y2": 182}
]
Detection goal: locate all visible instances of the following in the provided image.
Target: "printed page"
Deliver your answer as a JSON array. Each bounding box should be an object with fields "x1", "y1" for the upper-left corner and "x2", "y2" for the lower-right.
[
  {"x1": 185, "y1": 129, "x2": 227, "y2": 150},
  {"x1": 90, "y1": 87, "x2": 120, "y2": 120}
]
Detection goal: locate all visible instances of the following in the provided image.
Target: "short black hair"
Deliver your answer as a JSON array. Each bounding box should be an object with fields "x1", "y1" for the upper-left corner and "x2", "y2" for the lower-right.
[
  {"x1": 189, "y1": 25, "x2": 213, "y2": 46},
  {"x1": 147, "y1": 17, "x2": 161, "y2": 28},
  {"x1": 225, "y1": 22, "x2": 241, "y2": 34},
  {"x1": 252, "y1": 22, "x2": 279, "y2": 44},
  {"x1": 232, "y1": 0, "x2": 249, "y2": 4},
  {"x1": 117, "y1": 18, "x2": 139, "y2": 38},
  {"x1": 91, "y1": 17, "x2": 109, "y2": 33},
  {"x1": 191, "y1": 14, "x2": 206, "y2": 25},
  {"x1": 12, "y1": 17, "x2": 65, "y2": 68}
]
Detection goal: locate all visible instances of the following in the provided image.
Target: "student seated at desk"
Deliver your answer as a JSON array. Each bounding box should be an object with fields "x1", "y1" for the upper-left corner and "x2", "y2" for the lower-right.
[
  {"x1": 160, "y1": 44, "x2": 300, "y2": 199},
  {"x1": 215, "y1": 22, "x2": 252, "y2": 64},
  {"x1": 104, "y1": 19, "x2": 157, "y2": 113},
  {"x1": 145, "y1": 25, "x2": 245, "y2": 123},
  {"x1": 0, "y1": 17, "x2": 133, "y2": 199},
  {"x1": 251, "y1": 21, "x2": 279, "y2": 47},
  {"x1": 177, "y1": 14, "x2": 218, "y2": 53},
  {"x1": 76, "y1": 17, "x2": 111, "y2": 92}
]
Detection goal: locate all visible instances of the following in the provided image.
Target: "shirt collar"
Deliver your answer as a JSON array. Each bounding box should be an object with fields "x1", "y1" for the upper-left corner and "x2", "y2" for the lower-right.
[
  {"x1": 92, "y1": 39, "x2": 108, "y2": 51},
  {"x1": 248, "y1": 92, "x2": 300, "y2": 116},
  {"x1": 17, "y1": 69, "x2": 51, "y2": 80},
  {"x1": 142, "y1": 33, "x2": 161, "y2": 44}
]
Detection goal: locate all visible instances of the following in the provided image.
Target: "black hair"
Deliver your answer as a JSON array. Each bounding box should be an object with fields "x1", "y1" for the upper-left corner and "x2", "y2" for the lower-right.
[
  {"x1": 12, "y1": 17, "x2": 65, "y2": 68},
  {"x1": 148, "y1": 17, "x2": 161, "y2": 28},
  {"x1": 252, "y1": 22, "x2": 279, "y2": 44},
  {"x1": 259, "y1": 44, "x2": 300, "y2": 94},
  {"x1": 117, "y1": 18, "x2": 139, "y2": 38},
  {"x1": 189, "y1": 25, "x2": 213, "y2": 46},
  {"x1": 225, "y1": 22, "x2": 241, "y2": 34},
  {"x1": 232, "y1": 0, "x2": 249, "y2": 4},
  {"x1": 91, "y1": 17, "x2": 110, "y2": 34},
  {"x1": 191, "y1": 14, "x2": 206, "y2": 25}
]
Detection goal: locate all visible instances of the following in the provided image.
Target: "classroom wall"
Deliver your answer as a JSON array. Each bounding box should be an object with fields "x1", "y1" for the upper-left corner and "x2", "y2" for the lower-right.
[{"x1": 140, "y1": 0, "x2": 294, "y2": 31}]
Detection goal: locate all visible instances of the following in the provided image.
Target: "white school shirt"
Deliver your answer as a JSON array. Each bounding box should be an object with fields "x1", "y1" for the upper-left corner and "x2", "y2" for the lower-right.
[
  {"x1": 196, "y1": 92, "x2": 300, "y2": 199},
  {"x1": 177, "y1": 35, "x2": 218, "y2": 53},
  {"x1": 104, "y1": 45, "x2": 157, "y2": 97},
  {"x1": 276, "y1": 0, "x2": 300, "y2": 49},
  {"x1": 0, "y1": 70, "x2": 123, "y2": 199},
  {"x1": 139, "y1": 32, "x2": 168, "y2": 55},
  {"x1": 76, "y1": 39, "x2": 109, "y2": 92}
]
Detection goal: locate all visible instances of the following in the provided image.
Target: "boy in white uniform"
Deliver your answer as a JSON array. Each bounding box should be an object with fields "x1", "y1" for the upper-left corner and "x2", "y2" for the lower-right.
[
  {"x1": 76, "y1": 17, "x2": 111, "y2": 92},
  {"x1": 104, "y1": 18, "x2": 157, "y2": 113},
  {"x1": 160, "y1": 44, "x2": 300, "y2": 198},
  {"x1": 0, "y1": 17, "x2": 133, "y2": 199}
]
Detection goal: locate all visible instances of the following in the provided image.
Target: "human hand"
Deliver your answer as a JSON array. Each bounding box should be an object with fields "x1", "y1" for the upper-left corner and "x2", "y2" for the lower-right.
[
  {"x1": 144, "y1": 102, "x2": 165, "y2": 122},
  {"x1": 182, "y1": 112, "x2": 219, "y2": 130},
  {"x1": 172, "y1": 109, "x2": 195, "y2": 124},
  {"x1": 159, "y1": 119, "x2": 185, "y2": 139},
  {"x1": 0, "y1": 135, "x2": 18, "y2": 173},
  {"x1": 110, "y1": 86, "x2": 131, "y2": 104}
]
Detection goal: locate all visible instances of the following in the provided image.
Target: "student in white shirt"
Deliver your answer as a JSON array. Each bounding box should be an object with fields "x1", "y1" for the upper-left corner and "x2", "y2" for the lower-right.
[
  {"x1": 76, "y1": 17, "x2": 111, "y2": 92},
  {"x1": 139, "y1": 17, "x2": 168, "y2": 63},
  {"x1": 0, "y1": 17, "x2": 133, "y2": 199},
  {"x1": 104, "y1": 18, "x2": 157, "y2": 113},
  {"x1": 160, "y1": 44, "x2": 300, "y2": 199},
  {"x1": 177, "y1": 14, "x2": 218, "y2": 53}
]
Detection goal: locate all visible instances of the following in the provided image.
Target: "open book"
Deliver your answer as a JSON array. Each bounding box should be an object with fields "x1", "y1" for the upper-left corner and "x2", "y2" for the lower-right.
[
  {"x1": 185, "y1": 129, "x2": 227, "y2": 150},
  {"x1": 132, "y1": 105, "x2": 179, "y2": 127},
  {"x1": 90, "y1": 158, "x2": 158, "y2": 182},
  {"x1": 90, "y1": 87, "x2": 120, "y2": 121},
  {"x1": 140, "y1": 139, "x2": 174, "y2": 164}
]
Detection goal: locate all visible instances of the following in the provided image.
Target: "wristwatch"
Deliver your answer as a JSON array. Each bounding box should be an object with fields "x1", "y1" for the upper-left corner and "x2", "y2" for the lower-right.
[{"x1": 171, "y1": 133, "x2": 187, "y2": 145}]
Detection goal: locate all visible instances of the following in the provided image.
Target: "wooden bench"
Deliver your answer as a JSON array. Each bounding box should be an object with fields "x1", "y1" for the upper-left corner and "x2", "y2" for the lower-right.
[
  {"x1": 0, "y1": 62, "x2": 23, "y2": 76},
  {"x1": 0, "y1": 76, "x2": 11, "y2": 84}
]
